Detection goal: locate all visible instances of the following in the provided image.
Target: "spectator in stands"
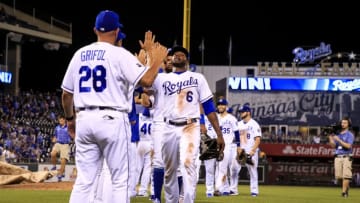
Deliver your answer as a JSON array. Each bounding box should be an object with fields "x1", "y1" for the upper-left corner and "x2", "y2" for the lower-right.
[
  {"x1": 0, "y1": 90, "x2": 67, "y2": 164},
  {"x1": 312, "y1": 134, "x2": 321, "y2": 144}
]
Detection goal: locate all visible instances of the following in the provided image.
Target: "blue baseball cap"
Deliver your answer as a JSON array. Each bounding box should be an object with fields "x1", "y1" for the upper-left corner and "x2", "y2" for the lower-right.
[
  {"x1": 169, "y1": 46, "x2": 189, "y2": 58},
  {"x1": 217, "y1": 98, "x2": 228, "y2": 106},
  {"x1": 238, "y1": 105, "x2": 251, "y2": 112},
  {"x1": 95, "y1": 10, "x2": 123, "y2": 32},
  {"x1": 117, "y1": 32, "x2": 126, "y2": 41}
]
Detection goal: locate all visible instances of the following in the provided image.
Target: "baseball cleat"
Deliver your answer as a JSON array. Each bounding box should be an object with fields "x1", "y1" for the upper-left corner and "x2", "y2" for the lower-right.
[
  {"x1": 213, "y1": 191, "x2": 222, "y2": 196},
  {"x1": 152, "y1": 198, "x2": 160, "y2": 203},
  {"x1": 206, "y1": 193, "x2": 213, "y2": 198},
  {"x1": 222, "y1": 192, "x2": 230, "y2": 196},
  {"x1": 149, "y1": 195, "x2": 155, "y2": 201},
  {"x1": 229, "y1": 191, "x2": 239, "y2": 196},
  {"x1": 251, "y1": 193, "x2": 258, "y2": 197},
  {"x1": 136, "y1": 192, "x2": 149, "y2": 197}
]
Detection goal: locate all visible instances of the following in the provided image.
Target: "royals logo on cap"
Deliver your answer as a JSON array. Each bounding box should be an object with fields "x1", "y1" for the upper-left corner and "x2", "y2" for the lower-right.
[
  {"x1": 95, "y1": 10, "x2": 123, "y2": 32},
  {"x1": 217, "y1": 99, "x2": 228, "y2": 106},
  {"x1": 238, "y1": 105, "x2": 251, "y2": 112}
]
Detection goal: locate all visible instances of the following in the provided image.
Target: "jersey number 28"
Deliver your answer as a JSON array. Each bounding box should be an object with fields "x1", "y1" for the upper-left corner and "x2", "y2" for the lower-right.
[{"x1": 79, "y1": 65, "x2": 106, "y2": 92}]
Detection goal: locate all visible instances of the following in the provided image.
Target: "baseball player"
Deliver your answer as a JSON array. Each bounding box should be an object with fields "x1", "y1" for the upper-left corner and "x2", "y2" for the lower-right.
[
  {"x1": 149, "y1": 46, "x2": 225, "y2": 203},
  {"x1": 50, "y1": 114, "x2": 72, "y2": 182},
  {"x1": 61, "y1": 10, "x2": 167, "y2": 203},
  {"x1": 214, "y1": 98, "x2": 241, "y2": 196},
  {"x1": 147, "y1": 51, "x2": 175, "y2": 203},
  {"x1": 91, "y1": 30, "x2": 139, "y2": 202},
  {"x1": 237, "y1": 104, "x2": 262, "y2": 197},
  {"x1": 202, "y1": 113, "x2": 219, "y2": 197},
  {"x1": 135, "y1": 107, "x2": 153, "y2": 196}
]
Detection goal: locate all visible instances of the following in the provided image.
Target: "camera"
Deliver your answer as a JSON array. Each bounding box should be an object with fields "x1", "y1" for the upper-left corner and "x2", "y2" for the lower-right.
[{"x1": 321, "y1": 123, "x2": 341, "y2": 135}]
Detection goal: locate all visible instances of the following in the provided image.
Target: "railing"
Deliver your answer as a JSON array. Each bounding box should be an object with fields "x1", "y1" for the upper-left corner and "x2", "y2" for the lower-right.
[{"x1": 0, "y1": 2, "x2": 72, "y2": 40}]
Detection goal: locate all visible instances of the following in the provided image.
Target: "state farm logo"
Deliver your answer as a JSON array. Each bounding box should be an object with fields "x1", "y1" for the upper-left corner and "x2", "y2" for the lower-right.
[
  {"x1": 282, "y1": 145, "x2": 334, "y2": 156},
  {"x1": 282, "y1": 145, "x2": 295, "y2": 154}
]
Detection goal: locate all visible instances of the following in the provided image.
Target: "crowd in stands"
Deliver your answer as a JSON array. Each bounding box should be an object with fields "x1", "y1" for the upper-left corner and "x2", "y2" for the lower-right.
[
  {"x1": 0, "y1": 90, "x2": 75, "y2": 164},
  {"x1": 261, "y1": 130, "x2": 325, "y2": 144},
  {"x1": 261, "y1": 128, "x2": 360, "y2": 145},
  {"x1": 1, "y1": 90, "x2": 359, "y2": 164}
]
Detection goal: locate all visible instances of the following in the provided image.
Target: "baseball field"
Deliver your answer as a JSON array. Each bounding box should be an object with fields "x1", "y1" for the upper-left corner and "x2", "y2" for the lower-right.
[{"x1": 0, "y1": 182, "x2": 359, "y2": 203}]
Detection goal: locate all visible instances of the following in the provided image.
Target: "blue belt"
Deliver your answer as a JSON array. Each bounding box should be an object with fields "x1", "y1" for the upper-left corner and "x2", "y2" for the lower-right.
[
  {"x1": 77, "y1": 106, "x2": 121, "y2": 112},
  {"x1": 58, "y1": 142, "x2": 69, "y2": 144},
  {"x1": 164, "y1": 118, "x2": 198, "y2": 126}
]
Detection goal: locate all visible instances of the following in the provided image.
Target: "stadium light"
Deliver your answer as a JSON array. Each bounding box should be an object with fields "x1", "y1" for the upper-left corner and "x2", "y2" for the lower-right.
[{"x1": 43, "y1": 42, "x2": 60, "y2": 51}]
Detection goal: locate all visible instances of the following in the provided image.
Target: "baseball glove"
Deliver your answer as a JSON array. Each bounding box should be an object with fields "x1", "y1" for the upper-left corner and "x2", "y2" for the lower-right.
[
  {"x1": 236, "y1": 150, "x2": 254, "y2": 165},
  {"x1": 199, "y1": 133, "x2": 220, "y2": 161},
  {"x1": 236, "y1": 150, "x2": 246, "y2": 164}
]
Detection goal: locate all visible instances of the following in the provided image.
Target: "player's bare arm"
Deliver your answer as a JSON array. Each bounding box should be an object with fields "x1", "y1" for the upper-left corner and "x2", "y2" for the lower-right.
[
  {"x1": 332, "y1": 135, "x2": 352, "y2": 149},
  {"x1": 206, "y1": 111, "x2": 225, "y2": 153},
  {"x1": 61, "y1": 90, "x2": 75, "y2": 139}
]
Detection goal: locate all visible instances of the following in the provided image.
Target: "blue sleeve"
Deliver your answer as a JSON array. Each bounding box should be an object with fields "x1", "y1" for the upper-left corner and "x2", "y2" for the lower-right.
[
  {"x1": 134, "y1": 86, "x2": 143, "y2": 94},
  {"x1": 128, "y1": 99, "x2": 137, "y2": 122},
  {"x1": 234, "y1": 130, "x2": 240, "y2": 147},
  {"x1": 131, "y1": 114, "x2": 140, "y2": 142},
  {"x1": 200, "y1": 114, "x2": 205, "y2": 124},
  {"x1": 202, "y1": 98, "x2": 216, "y2": 115}
]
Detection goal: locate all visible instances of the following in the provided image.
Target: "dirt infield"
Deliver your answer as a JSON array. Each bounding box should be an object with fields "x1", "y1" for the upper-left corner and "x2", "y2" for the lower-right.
[{"x1": 0, "y1": 181, "x2": 74, "y2": 190}]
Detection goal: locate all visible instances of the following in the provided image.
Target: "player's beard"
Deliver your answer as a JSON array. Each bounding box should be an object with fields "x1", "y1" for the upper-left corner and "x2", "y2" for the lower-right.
[
  {"x1": 172, "y1": 61, "x2": 186, "y2": 68},
  {"x1": 218, "y1": 108, "x2": 225, "y2": 114},
  {"x1": 241, "y1": 112, "x2": 249, "y2": 120},
  {"x1": 165, "y1": 67, "x2": 173, "y2": 73}
]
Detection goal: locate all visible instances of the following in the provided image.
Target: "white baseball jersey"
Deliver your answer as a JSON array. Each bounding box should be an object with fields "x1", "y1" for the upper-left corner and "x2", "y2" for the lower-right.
[
  {"x1": 204, "y1": 115, "x2": 217, "y2": 139},
  {"x1": 150, "y1": 72, "x2": 167, "y2": 122},
  {"x1": 139, "y1": 113, "x2": 153, "y2": 141},
  {"x1": 238, "y1": 118, "x2": 262, "y2": 153},
  {"x1": 61, "y1": 42, "x2": 147, "y2": 113},
  {"x1": 152, "y1": 71, "x2": 213, "y2": 120},
  {"x1": 219, "y1": 113, "x2": 239, "y2": 144}
]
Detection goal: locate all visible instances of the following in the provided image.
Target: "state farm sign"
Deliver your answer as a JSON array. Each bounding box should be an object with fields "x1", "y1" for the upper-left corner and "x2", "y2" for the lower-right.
[{"x1": 260, "y1": 143, "x2": 360, "y2": 158}]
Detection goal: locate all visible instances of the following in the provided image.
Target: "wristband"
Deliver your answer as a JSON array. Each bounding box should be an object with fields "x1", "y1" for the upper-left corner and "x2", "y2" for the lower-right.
[{"x1": 65, "y1": 115, "x2": 74, "y2": 121}]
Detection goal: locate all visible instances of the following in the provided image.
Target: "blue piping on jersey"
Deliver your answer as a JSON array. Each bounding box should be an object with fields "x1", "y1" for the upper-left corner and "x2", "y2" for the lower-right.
[
  {"x1": 234, "y1": 130, "x2": 240, "y2": 147},
  {"x1": 200, "y1": 114, "x2": 205, "y2": 124}
]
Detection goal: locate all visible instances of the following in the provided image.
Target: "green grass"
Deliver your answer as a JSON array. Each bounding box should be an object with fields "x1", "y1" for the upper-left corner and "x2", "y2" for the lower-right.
[{"x1": 0, "y1": 184, "x2": 359, "y2": 203}]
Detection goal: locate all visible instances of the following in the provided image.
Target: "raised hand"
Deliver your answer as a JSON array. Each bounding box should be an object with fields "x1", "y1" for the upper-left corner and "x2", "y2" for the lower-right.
[
  {"x1": 139, "y1": 30, "x2": 156, "y2": 52},
  {"x1": 147, "y1": 42, "x2": 168, "y2": 70}
]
